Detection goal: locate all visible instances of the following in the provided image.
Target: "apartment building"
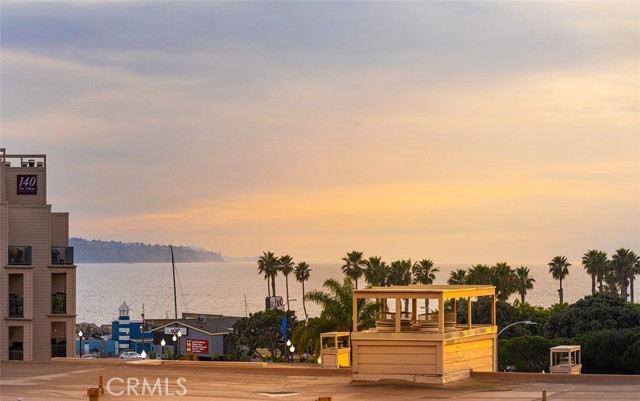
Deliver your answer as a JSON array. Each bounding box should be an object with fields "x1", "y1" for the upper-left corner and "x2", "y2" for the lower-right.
[{"x1": 1, "y1": 148, "x2": 76, "y2": 361}]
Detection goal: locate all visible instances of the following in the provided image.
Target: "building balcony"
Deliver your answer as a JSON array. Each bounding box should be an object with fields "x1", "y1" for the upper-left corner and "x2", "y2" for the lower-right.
[
  {"x1": 51, "y1": 246, "x2": 74, "y2": 265},
  {"x1": 8, "y1": 246, "x2": 32, "y2": 265},
  {"x1": 8, "y1": 294, "x2": 24, "y2": 318},
  {"x1": 51, "y1": 292, "x2": 66, "y2": 314}
]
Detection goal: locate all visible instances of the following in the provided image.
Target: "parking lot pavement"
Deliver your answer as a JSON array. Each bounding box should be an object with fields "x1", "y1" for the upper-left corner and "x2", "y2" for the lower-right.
[{"x1": 1, "y1": 360, "x2": 640, "y2": 401}]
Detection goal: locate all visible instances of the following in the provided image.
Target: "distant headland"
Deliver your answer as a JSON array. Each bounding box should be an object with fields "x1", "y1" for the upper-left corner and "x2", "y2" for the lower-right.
[{"x1": 70, "y1": 237, "x2": 227, "y2": 263}]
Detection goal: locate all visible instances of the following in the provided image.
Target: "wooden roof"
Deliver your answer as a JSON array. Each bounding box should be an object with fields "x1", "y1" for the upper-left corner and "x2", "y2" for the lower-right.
[{"x1": 353, "y1": 284, "x2": 495, "y2": 299}]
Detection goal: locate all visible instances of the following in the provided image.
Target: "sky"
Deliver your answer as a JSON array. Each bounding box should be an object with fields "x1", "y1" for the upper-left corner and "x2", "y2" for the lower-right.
[{"x1": 1, "y1": 1, "x2": 638, "y2": 264}]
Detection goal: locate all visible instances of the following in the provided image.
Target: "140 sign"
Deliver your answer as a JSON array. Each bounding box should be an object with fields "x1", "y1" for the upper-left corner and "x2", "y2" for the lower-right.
[{"x1": 17, "y1": 175, "x2": 37, "y2": 195}]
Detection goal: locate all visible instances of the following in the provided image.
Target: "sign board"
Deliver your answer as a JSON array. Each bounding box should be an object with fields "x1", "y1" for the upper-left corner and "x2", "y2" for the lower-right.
[
  {"x1": 17, "y1": 175, "x2": 37, "y2": 195},
  {"x1": 163, "y1": 327, "x2": 187, "y2": 335},
  {"x1": 185, "y1": 339, "x2": 209, "y2": 354},
  {"x1": 266, "y1": 296, "x2": 284, "y2": 310}
]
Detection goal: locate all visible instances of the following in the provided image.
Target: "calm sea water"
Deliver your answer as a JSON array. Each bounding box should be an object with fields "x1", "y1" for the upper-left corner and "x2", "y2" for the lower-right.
[{"x1": 76, "y1": 262, "x2": 633, "y2": 325}]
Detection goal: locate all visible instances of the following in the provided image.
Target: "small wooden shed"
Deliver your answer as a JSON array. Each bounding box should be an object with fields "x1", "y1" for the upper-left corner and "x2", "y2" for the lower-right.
[
  {"x1": 320, "y1": 332, "x2": 351, "y2": 368},
  {"x1": 549, "y1": 345, "x2": 581, "y2": 374},
  {"x1": 351, "y1": 285, "x2": 497, "y2": 384}
]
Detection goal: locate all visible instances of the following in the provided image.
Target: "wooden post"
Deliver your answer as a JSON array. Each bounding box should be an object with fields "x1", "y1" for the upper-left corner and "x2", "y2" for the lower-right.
[
  {"x1": 411, "y1": 298, "x2": 418, "y2": 323},
  {"x1": 352, "y1": 294, "x2": 358, "y2": 332},
  {"x1": 467, "y1": 297, "x2": 472, "y2": 330},
  {"x1": 491, "y1": 295, "x2": 496, "y2": 326},
  {"x1": 395, "y1": 298, "x2": 401, "y2": 332},
  {"x1": 438, "y1": 294, "x2": 444, "y2": 333},
  {"x1": 87, "y1": 388, "x2": 101, "y2": 401}
]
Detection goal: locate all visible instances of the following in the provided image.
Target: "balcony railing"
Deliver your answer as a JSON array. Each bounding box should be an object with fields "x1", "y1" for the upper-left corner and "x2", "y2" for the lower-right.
[
  {"x1": 51, "y1": 292, "x2": 66, "y2": 314},
  {"x1": 9, "y1": 294, "x2": 24, "y2": 317},
  {"x1": 51, "y1": 246, "x2": 74, "y2": 265},
  {"x1": 8, "y1": 246, "x2": 32, "y2": 265}
]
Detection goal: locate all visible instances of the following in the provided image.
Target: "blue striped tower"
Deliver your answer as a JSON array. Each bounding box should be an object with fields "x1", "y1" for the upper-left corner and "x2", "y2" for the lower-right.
[{"x1": 117, "y1": 301, "x2": 131, "y2": 352}]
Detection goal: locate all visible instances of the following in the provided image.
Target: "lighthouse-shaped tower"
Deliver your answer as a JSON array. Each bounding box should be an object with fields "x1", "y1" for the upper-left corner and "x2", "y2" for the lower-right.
[{"x1": 117, "y1": 301, "x2": 131, "y2": 353}]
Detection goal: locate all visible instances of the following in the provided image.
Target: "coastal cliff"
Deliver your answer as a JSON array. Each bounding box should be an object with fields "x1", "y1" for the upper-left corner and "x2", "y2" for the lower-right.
[{"x1": 69, "y1": 238, "x2": 226, "y2": 263}]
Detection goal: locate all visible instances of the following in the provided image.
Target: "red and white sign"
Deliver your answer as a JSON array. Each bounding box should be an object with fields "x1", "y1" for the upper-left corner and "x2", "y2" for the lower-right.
[
  {"x1": 17, "y1": 175, "x2": 37, "y2": 195},
  {"x1": 185, "y1": 339, "x2": 208, "y2": 354}
]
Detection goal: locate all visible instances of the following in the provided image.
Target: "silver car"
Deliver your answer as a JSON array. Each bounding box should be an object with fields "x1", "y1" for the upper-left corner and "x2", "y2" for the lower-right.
[{"x1": 119, "y1": 351, "x2": 142, "y2": 359}]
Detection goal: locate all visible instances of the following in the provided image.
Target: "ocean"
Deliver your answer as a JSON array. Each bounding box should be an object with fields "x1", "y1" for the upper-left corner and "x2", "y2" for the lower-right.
[{"x1": 76, "y1": 262, "x2": 629, "y2": 326}]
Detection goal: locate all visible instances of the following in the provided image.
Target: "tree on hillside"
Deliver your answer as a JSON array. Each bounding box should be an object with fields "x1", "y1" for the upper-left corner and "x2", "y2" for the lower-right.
[
  {"x1": 279, "y1": 255, "x2": 294, "y2": 310},
  {"x1": 363, "y1": 256, "x2": 388, "y2": 287},
  {"x1": 413, "y1": 259, "x2": 439, "y2": 312},
  {"x1": 341, "y1": 251, "x2": 366, "y2": 289},
  {"x1": 548, "y1": 255, "x2": 571, "y2": 304},
  {"x1": 582, "y1": 249, "x2": 609, "y2": 295},
  {"x1": 258, "y1": 251, "x2": 279, "y2": 298},
  {"x1": 543, "y1": 293, "x2": 640, "y2": 338},
  {"x1": 294, "y1": 261, "x2": 311, "y2": 321},
  {"x1": 515, "y1": 266, "x2": 535, "y2": 304}
]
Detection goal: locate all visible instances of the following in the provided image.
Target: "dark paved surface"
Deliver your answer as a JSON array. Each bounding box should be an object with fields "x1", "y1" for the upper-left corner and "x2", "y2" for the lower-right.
[{"x1": 1, "y1": 360, "x2": 639, "y2": 400}]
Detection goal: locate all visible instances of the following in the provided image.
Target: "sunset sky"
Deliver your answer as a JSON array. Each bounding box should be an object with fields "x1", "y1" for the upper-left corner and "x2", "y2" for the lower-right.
[{"x1": 1, "y1": 1, "x2": 638, "y2": 264}]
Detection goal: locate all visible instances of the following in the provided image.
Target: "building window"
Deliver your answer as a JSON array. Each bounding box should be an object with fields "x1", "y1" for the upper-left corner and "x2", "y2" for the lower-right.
[
  {"x1": 8, "y1": 326, "x2": 24, "y2": 360},
  {"x1": 51, "y1": 246, "x2": 74, "y2": 265},
  {"x1": 8, "y1": 246, "x2": 32, "y2": 265},
  {"x1": 51, "y1": 273, "x2": 67, "y2": 314},
  {"x1": 8, "y1": 274, "x2": 24, "y2": 318}
]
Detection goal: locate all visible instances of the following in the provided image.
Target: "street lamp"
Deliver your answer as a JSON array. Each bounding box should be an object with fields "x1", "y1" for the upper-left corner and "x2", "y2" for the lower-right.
[
  {"x1": 177, "y1": 330, "x2": 182, "y2": 359},
  {"x1": 496, "y1": 320, "x2": 537, "y2": 372},
  {"x1": 161, "y1": 338, "x2": 166, "y2": 359},
  {"x1": 78, "y1": 330, "x2": 83, "y2": 357},
  {"x1": 498, "y1": 320, "x2": 537, "y2": 337}
]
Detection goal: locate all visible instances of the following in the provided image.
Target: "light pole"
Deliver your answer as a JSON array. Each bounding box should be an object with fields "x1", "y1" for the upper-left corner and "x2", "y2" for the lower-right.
[
  {"x1": 161, "y1": 338, "x2": 166, "y2": 359},
  {"x1": 496, "y1": 320, "x2": 537, "y2": 372},
  {"x1": 498, "y1": 320, "x2": 537, "y2": 337},
  {"x1": 78, "y1": 330, "x2": 83, "y2": 358},
  {"x1": 177, "y1": 330, "x2": 182, "y2": 359},
  {"x1": 281, "y1": 299, "x2": 296, "y2": 363}
]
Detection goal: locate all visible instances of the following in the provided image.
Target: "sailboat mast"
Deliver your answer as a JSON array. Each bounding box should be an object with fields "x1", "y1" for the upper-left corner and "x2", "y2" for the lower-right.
[{"x1": 170, "y1": 245, "x2": 178, "y2": 320}]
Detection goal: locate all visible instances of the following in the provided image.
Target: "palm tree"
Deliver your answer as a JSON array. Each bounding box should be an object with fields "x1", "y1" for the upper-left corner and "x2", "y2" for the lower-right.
[
  {"x1": 388, "y1": 259, "x2": 413, "y2": 311},
  {"x1": 465, "y1": 264, "x2": 493, "y2": 285},
  {"x1": 612, "y1": 248, "x2": 639, "y2": 302},
  {"x1": 413, "y1": 259, "x2": 439, "y2": 311},
  {"x1": 491, "y1": 262, "x2": 517, "y2": 302},
  {"x1": 447, "y1": 268, "x2": 467, "y2": 285},
  {"x1": 279, "y1": 255, "x2": 294, "y2": 310},
  {"x1": 363, "y1": 256, "x2": 388, "y2": 287},
  {"x1": 515, "y1": 266, "x2": 535, "y2": 304},
  {"x1": 548, "y1": 255, "x2": 571, "y2": 304},
  {"x1": 257, "y1": 256, "x2": 270, "y2": 298},
  {"x1": 341, "y1": 251, "x2": 366, "y2": 289},
  {"x1": 304, "y1": 277, "x2": 380, "y2": 331},
  {"x1": 294, "y1": 261, "x2": 311, "y2": 320},
  {"x1": 582, "y1": 250, "x2": 609, "y2": 295},
  {"x1": 258, "y1": 251, "x2": 279, "y2": 298}
]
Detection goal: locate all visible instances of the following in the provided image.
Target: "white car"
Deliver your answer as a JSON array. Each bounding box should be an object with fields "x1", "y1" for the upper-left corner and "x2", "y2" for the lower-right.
[
  {"x1": 81, "y1": 353, "x2": 99, "y2": 359},
  {"x1": 119, "y1": 351, "x2": 142, "y2": 359}
]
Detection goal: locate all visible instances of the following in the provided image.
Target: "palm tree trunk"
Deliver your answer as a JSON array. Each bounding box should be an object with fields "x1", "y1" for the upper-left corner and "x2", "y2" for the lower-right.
[
  {"x1": 559, "y1": 278, "x2": 564, "y2": 304},
  {"x1": 631, "y1": 277, "x2": 635, "y2": 304},
  {"x1": 591, "y1": 275, "x2": 596, "y2": 295},
  {"x1": 267, "y1": 279, "x2": 271, "y2": 298},
  {"x1": 302, "y1": 281, "x2": 308, "y2": 321},
  {"x1": 271, "y1": 275, "x2": 277, "y2": 297},
  {"x1": 285, "y1": 277, "x2": 290, "y2": 310},
  {"x1": 521, "y1": 292, "x2": 525, "y2": 304}
]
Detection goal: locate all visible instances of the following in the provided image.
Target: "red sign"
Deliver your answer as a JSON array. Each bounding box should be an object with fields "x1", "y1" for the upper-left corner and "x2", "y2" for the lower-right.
[
  {"x1": 185, "y1": 339, "x2": 209, "y2": 354},
  {"x1": 17, "y1": 175, "x2": 37, "y2": 195}
]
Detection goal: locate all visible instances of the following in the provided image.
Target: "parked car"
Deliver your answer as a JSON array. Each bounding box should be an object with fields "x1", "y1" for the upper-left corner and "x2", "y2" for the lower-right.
[
  {"x1": 119, "y1": 351, "x2": 142, "y2": 359},
  {"x1": 81, "y1": 353, "x2": 99, "y2": 359}
]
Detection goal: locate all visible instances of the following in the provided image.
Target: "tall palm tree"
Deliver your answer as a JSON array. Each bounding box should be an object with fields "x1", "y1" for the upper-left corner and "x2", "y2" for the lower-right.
[
  {"x1": 363, "y1": 256, "x2": 388, "y2": 287},
  {"x1": 294, "y1": 261, "x2": 311, "y2": 320},
  {"x1": 515, "y1": 266, "x2": 535, "y2": 304},
  {"x1": 612, "y1": 248, "x2": 639, "y2": 302},
  {"x1": 582, "y1": 250, "x2": 609, "y2": 295},
  {"x1": 279, "y1": 255, "x2": 294, "y2": 310},
  {"x1": 257, "y1": 253, "x2": 272, "y2": 297},
  {"x1": 258, "y1": 251, "x2": 279, "y2": 298},
  {"x1": 388, "y1": 259, "x2": 412, "y2": 311},
  {"x1": 465, "y1": 264, "x2": 493, "y2": 285},
  {"x1": 341, "y1": 251, "x2": 366, "y2": 289},
  {"x1": 447, "y1": 268, "x2": 467, "y2": 285},
  {"x1": 548, "y1": 255, "x2": 571, "y2": 304},
  {"x1": 304, "y1": 277, "x2": 380, "y2": 331},
  {"x1": 491, "y1": 262, "x2": 517, "y2": 302},
  {"x1": 413, "y1": 259, "x2": 439, "y2": 311}
]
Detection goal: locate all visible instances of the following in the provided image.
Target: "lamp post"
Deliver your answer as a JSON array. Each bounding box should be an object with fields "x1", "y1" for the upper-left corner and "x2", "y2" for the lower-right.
[
  {"x1": 496, "y1": 320, "x2": 537, "y2": 371},
  {"x1": 497, "y1": 320, "x2": 537, "y2": 337},
  {"x1": 177, "y1": 330, "x2": 182, "y2": 359},
  {"x1": 161, "y1": 338, "x2": 166, "y2": 359},
  {"x1": 78, "y1": 330, "x2": 83, "y2": 358},
  {"x1": 281, "y1": 299, "x2": 296, "y2": 363}
]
